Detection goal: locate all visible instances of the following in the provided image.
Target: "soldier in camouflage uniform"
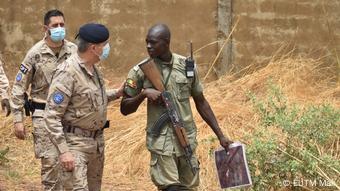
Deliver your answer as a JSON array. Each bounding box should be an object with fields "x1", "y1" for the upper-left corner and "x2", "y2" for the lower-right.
[
  {"x1": 44, "y1": 23, "x2": 123, "y2": 190},
  {"x1": 0, "y1": 58, "x2": 10, "y2": 117},
  {"x1": 11, "y1": 10, "x2": 77, "y2": 190},
  {"x1": 121, "y1": 24, "x2": 232, "y2": 191}
]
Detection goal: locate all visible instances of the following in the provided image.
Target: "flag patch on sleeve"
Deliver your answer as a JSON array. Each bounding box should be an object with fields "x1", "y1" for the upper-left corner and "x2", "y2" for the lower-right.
[
  {"x1": 19, "y1": 64, "x2": 29, "y2": 74},
  {"x1": 126, "y1": 78, "x2": 137, "y2": 89}
]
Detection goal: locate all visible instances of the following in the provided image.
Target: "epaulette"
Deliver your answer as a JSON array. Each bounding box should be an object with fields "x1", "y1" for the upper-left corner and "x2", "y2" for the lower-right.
[{"x1": 134, "y1": 57, "x2": 150, "y2": 71}]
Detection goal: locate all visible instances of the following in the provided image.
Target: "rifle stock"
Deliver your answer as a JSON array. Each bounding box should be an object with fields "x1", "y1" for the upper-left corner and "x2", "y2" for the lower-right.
[{"x1": 138, "y1": 58, "x2": 165, "y2": 91}]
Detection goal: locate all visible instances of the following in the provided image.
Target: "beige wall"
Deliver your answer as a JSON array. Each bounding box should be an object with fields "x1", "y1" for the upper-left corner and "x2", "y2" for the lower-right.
[
  {"x1": 1, "y1": 0, "x2": 339, "y2": 81},
  {"x1": 0, "y1": 0, "x2": 218, "y2": 81},
  {"x1": 231, "y1": 0, "x2": 340, "y2": 72}
]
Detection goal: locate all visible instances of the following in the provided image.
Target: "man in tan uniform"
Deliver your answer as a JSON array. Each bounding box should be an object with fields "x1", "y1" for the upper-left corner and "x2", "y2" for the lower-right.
[
  {"x1": 44, "y1": 23, "x2": 123, "y2": 190},
  {"x1": 0, "y1": 58, "x2": 10, "y2": 117},
  {"x1": 11, "y1": 10, "x2": 76, "y2": 190},
  {"x1": 121, "y1": 24, "x2": 232, "y2": 191}
]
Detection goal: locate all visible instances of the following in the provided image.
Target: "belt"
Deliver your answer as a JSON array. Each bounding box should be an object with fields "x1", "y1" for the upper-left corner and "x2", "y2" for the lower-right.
[
  {"x1": 63, "y1": 126, "x2": 102, "y2": 138},
  {"x1": 63, "y1": 120, "x2": 110, "y2": 138},
  {"x1": 31, "y1": 101, "x2": 46, "y2": 110}
]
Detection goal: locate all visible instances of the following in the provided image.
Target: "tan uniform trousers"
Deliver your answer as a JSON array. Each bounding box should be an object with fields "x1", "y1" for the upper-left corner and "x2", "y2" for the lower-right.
[
  {"x1": 150, "y1": 152, "x2": 200, "y2": 191},
  {"x1": 62, "y1": 133, "x2": 105, "y2": 191},
  {"x1": 32, "y1": 117, "x2": 62, "y2": 191}
]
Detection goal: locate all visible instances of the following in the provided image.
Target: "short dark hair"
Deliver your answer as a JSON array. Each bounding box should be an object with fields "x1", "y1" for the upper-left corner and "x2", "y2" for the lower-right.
[{"x1": 44, "y1": 9, "x2": 64, "y2": 25}]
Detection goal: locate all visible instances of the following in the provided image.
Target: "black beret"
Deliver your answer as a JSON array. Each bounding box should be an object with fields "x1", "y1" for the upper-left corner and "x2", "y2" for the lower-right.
[{"x1": 77, "y1": 23, "x2": 109, "y2": 43}]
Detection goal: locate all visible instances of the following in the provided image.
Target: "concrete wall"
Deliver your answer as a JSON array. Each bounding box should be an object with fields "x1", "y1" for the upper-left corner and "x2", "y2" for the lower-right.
[
  {"x1": 1, "y1": 0, "x2": 339, "y2": 82},
  {"x1": 0, "y1": 0, "x2": 218, "y2": 81},
  {"x1": 231, "y1": 0, "x2": 340, "y2": 72}
]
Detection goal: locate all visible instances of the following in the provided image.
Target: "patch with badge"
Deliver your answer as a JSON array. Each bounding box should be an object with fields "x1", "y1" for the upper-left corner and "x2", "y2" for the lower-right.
[
  {"x1": 16, "y1": 73, "x2": 22, "y2": 82},
  {"x1": 34, "y1": 54, "x2": 41, "y2": 62},
  {"x1": 53, "y1": 92, "x2": 64, "y2": 104},
  {"x1": 126, "y1": 78, "x2": 137, "y2": 89},
  {"x1": 19, "y1": 64, "x2": 29, "y2": 74}
]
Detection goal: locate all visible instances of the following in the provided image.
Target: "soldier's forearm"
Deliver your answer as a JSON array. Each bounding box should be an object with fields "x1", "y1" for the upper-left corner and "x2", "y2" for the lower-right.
[
  {"x1": 196, "y1": 99, "x2": 226, "y2": 140},
  {"x1": 106, "y1": 89, "x2": 119, "y2": 102},
  {"x1": 120, "y1": 92, "x2": 146, "y2": 115},
  {"x1": 12, "y1": 110, "x2": 24, "y2": 123}
]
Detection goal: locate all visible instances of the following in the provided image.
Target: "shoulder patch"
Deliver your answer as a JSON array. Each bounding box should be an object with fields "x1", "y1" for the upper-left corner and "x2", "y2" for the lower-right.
[
  {"x1": 16, "y1": 73, "x2": 22, "y2": 82},
  {"x1": 19, "y1": 64, "x2": 29, "y2": 74},
  {"x1": 34, "y1": 54, "x2": 41, "y2": 62},
  {"x1": 126, "y1": 78, "x2": 137, "y2": 89},
  {"x1": 53, "y1": 92, "x2": 64, "y2": 104}
]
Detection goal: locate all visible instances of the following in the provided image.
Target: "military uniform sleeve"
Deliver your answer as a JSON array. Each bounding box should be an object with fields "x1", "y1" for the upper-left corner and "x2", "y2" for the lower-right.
[
  {"x1": 123, "y1": 66, "x2": 143, "y2": 97},
  {"x1": 106, "y1": 89, "x2": 118, "y2": 102},
  {"x1": 44, "y1": 69, "x2": 73, "y2": 154},
  {"x1": 0, "y1": 60, "x2": 9, "y2": 100},
  {"x1": 11, "y1": 53, "x2": 35, "y2": 123},
  {"x1": 191, "y1": 66, "x2": 203, "y2": 96}
]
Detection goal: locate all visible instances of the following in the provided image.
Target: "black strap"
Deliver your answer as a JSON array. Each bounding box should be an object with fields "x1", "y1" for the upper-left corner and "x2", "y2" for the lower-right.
[
  {"x1": 94, "y1": 67, "x2": 104, "y2": 104},
  {"x1": 31, "y1": 101, "x2": 46, "y2": 110}
]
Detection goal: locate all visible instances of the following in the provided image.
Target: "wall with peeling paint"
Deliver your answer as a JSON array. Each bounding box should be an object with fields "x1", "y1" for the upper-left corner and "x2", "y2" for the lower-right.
[
  {"x1": 231, "y1": 0, "x2": 340, "y2": 72},
  {"x1": 0, "y1": 0, "x2": 218, "y2": 82},
  {"x1": 1, "y1": 1, "x2": 339, "y2": 82}
]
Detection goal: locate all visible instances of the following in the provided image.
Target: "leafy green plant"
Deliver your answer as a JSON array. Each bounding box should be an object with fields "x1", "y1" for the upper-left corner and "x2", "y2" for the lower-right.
[{"x1": 245, "y1": 83, "x2": 340, "y2": 190}]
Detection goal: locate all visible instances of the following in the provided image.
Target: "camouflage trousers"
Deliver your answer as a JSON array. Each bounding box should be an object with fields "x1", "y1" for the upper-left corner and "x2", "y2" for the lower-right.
[
  {"x1": 150, "y1": 152, "x2": 200, "y2": 191},
  {"x1": 61, "y1": 133, "x2": 105, "y2": 191},
  {"x1": 32, "y1": 117, "x2": 62, "y2": 191}
]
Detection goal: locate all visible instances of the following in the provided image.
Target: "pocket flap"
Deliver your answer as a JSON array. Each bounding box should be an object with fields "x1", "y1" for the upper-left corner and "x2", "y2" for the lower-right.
[
  {"x1": 176, "y1": 77, "x2": 188, "y2": 84},
  {"x1": 150, "y1": 154, "x2": 158, "y2": 166}
]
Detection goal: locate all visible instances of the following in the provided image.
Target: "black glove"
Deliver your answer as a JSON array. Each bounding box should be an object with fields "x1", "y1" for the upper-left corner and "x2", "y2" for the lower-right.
[{"x1": 1, "y1": 98, "x2": 11, "y2": 117}]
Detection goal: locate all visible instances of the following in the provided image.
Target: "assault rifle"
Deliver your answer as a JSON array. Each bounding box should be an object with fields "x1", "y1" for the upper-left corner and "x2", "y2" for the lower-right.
[{"x1": 138, "y1": 58, "x2": 197, "y2": 175}]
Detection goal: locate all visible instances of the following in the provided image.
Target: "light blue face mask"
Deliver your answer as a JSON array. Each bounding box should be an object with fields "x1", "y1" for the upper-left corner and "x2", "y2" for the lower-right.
[
  {"x1": 49, "y1": 27, "x2": 66, "y2": 42},
  {"x1": 99, "y1": 43, "x2": 110, "y2": 60}
]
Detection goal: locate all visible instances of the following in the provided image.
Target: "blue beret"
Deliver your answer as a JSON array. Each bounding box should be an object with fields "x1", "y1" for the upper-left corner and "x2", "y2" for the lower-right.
[{"x1": 77, "y1": 23, "x2": 109, "y2": 43}]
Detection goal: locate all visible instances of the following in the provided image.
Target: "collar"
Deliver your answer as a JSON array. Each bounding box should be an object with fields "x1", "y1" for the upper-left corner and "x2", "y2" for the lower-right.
[
  {"x1": 154, "y1": 53, "x2": 174, "y2": 66},
  {"x1": 41, "y1": 38, "x2": 72, "y2": 57},
  {"x1": 75, "y1": 53, "x2": 96, "y2": 77}
]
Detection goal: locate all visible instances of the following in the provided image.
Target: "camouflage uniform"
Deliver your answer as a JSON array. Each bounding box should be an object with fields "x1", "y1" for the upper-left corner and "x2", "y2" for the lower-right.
[
  {"x1": 44, "y1": 53, "x2": 119, "y2": 190},
  {"x1": 124, "y1": 53, "x2": 203, "y2": 190},
  {"x1": 0, "y1": 59, "x2": 9, "y2": 100},
  {"x1": 11, "y1": 39, "x2": 76, "y2": 190}
]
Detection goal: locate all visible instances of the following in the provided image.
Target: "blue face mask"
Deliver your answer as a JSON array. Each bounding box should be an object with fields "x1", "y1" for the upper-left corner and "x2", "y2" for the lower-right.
[
  {"x1": 49, "y1": 27, "x2": 65, "y2": 42},
  {"x1": 99, "y1": 43, "x2": 110, "y2": 60}
]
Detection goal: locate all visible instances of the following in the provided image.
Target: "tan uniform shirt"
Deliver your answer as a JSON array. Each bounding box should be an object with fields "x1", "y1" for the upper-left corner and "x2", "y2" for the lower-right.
[
  {"x1": 124, "y1": 53, "x2": 203, "y2": 156},
  {"x1": 0, "y1": 59, "x2": 9, "y2": 100},
  {"x1": 11, "y1": 39, "x2": 77, "y2": 122},
  {"x1": 44, "y1": 53, "x2": 118, "y2": 154}
]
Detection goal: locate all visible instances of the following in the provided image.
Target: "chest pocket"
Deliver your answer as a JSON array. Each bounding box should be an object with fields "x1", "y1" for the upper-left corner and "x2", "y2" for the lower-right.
[
  {"x1": 39, "y1": 60, "x2": 56, "y2": 84},
  {"x1": 72, "y1": 91, "x2": 93, "y2": 118},
  {"x1": 175, "y1": 77, "x2": 191, "y2": 101},
  {"x1": 92, "y1": 87, "x2": 105, "y2": 109}
]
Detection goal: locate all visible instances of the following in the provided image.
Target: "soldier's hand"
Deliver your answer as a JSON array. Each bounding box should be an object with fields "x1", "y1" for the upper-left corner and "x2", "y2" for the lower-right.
[
  {"x1": 219, "y1": 136, "x2": 233, "y2": 152},
  {"x1": 14, "y1": 122, "x2": 26, "y2": 140},
  {"x1": 143, "y1": 88, "x2": 161, "y2": 102},
  {"x1": 115, "y1": 82, "x2": 125, "y2": 99},
  {"x1": 60, "y1": 151, "x2": 75, "y2": 171},
  {"x1": 1, "y1": 98, "x2": 11, "y2": 117}
]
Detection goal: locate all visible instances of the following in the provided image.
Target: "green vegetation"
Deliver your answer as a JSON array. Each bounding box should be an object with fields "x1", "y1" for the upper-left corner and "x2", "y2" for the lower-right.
[
  {"x1": 246, "y1": 83, "x2": 340, "y2": 190},
  {"x1": 0, "y1": 147, "x2": 9, "y2": 165}
]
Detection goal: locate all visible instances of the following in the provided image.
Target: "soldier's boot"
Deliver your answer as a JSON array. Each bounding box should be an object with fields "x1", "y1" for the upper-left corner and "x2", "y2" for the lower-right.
[{"x1": 162, "y1": 185, "x2": 189, "y2": 191}]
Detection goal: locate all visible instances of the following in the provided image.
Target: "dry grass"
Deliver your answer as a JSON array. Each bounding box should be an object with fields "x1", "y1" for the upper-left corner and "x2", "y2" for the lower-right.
[{"x1": 0, "y1": 56, "x2": 338, "y2": 190}]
